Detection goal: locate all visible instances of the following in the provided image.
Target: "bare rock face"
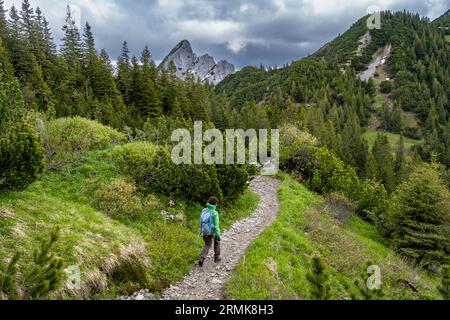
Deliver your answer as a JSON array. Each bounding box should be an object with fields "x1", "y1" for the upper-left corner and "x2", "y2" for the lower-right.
[{"x1": 160, "y1": 40, "x2": 235, "y2": 85}]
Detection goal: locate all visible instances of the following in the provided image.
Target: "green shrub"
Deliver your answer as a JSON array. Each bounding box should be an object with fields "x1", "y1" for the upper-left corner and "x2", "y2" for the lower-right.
[
  {"x1": 379, "y1": 81, "x2": 393, "y2": 94},
  {"x1": 281, "y1": 145, "x2": 389, "y2": 223},
  {"x1": 114, "y1": 142, "x2": 226, "y2": 203},
  {"x1": 147, "y1": 222, "x2": 199, "y2": 292},
  {"x1": 41, "y1": 117, "x2": 126, "y2": 168},
  {"x1": 0, "y1": 75, "x2": 44, "y2": 191},
  {"x1": 92, "y1": 178, "x2": 147, "y2": 219}
]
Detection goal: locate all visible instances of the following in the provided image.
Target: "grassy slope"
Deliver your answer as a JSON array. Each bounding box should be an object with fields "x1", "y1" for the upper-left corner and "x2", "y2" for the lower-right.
[
  {"x1": 363, "y1": 130, "x2": 422, "y2": 150},
  {"x1": 0, "y1": 147, "x2": 259, "y2": 299},
  {"x1": 225, "y1": 175, "x2": 439, "y2": 300}
]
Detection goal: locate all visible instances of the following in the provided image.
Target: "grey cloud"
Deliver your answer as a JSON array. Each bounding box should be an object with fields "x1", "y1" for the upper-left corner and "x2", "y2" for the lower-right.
[{"x1": 4, "y1": 0, "x2": 449, "y2": 68}]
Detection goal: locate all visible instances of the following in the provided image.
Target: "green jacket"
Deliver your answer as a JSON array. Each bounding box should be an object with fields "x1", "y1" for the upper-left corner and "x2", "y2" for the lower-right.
[{"x1": 206, "y1": 203, "x2": 221, "y2": 238}]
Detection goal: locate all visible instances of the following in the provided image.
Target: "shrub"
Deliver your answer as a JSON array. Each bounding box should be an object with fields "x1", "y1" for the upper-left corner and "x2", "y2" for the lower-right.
[
  {"x1": 280, "y1": 124, "x2": 318, "y2": 163},
  {"x1": 379, "y1": 81, "x2": 393, "y2": 94},
  {"x1": 41, "y1": 117, "x2": 126, "y2": 168},
  {"x1": 147, "y1": 222, "x2": 199, "y2": 292},
  {"x1": 281, "y1": 145, "x2": 389, "y2": 223},
  {"x1": 92, "y1": 178, "x2": 146, "y2": 219},
  {"x1": 0, "y1": 75, "x2": 44, "y2": 191},
  {"x1": 113, "y1": 142, "x2": 240, "y2": 203},
  {"x1": 215, "y1": 164, "x2": 256, "y2": 204}
]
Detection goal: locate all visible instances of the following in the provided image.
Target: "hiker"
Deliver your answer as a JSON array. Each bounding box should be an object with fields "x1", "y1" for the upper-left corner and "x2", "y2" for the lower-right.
[{"x1": 199, "y1": 197, "x2": 221, "y2": 267}]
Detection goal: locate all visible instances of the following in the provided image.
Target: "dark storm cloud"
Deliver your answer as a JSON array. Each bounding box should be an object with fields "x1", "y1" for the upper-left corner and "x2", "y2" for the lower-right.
[{"x1": 4, "y1": 0, "x2": 449, "y2": 68}]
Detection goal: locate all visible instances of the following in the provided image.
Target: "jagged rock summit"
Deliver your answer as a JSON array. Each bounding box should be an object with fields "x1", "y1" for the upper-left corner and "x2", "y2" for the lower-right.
[{"x1": 159, "y1": 40, "x2": 235, "y2": 85}]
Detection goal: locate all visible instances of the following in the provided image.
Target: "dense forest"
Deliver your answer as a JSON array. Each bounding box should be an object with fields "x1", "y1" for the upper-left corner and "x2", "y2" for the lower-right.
[{"x1": 0, "y1": 1, "x2": 449, "y2": 300}]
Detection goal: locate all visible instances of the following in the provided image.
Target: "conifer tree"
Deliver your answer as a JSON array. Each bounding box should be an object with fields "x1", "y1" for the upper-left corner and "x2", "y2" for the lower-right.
[
  {"x1": 353, "y1": 261, "x2": 384, "y2": 300},
  {"x1": 0, "y1": 72, "x2": 44, "y2": 190},
  {"x1": 60, "y1": 5, "x2": 82, "y2": 69},
  {"x1": 117, "y1": 41, "x2": 132, "y2": 104},
  {"x1": 438, "y1": 266, "x2": 449, "y2": 300},
  {"x1": 372, "y1": 133, "x2": 395, "y2": 192},
  {"x1": 0, "y1": 253, "x2": 20, "y2": 300},
  {"x1": 306, "y1": 253, "x2": 330, "y2": 300},
  {"x1": 23, "y1": 228, "x2": 64, "y2": 299},
  {"x1": 391, "y1": 163, "x2": 450, "y2": 268},
  {"x1": 19, "y1": 0, "x2": 35, "y2": 46},
  {"x1": 394, "y1": 133, "x2": 407, "y2": 185}
]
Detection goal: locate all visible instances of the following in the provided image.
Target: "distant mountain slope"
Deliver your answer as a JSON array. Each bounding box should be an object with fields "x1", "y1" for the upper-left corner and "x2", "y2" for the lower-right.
[
  {"x1": 216, "y1": 10, "x2": 450, "y2": 166},
  {"x1": 159, "y1": 40, "x2": 235, "y2": 85},
  {"x1": 433, "y1": 9, "x2": 450, "y2": 37}
]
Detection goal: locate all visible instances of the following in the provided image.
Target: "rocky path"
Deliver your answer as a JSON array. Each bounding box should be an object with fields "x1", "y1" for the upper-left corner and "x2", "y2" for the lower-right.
[{"x1": 159, "y1": 176, "x2": 281, "y2": 300}]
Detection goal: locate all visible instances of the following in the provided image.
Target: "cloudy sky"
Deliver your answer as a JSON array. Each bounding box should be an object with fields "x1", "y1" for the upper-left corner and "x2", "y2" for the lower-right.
[{"x1": 3, "y1": 0, "x2": 449, "y2": 68}]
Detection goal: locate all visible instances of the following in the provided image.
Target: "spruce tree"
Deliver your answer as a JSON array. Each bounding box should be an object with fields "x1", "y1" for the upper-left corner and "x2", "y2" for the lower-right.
[
  {"x1": 391, "y1": 163, "x2": 450, "y2": 268},
  {"x1": 438, "y1": 266, "x2": 449, "y2": 300},
  {"x1": 306, "y1": 253, "x2": 330, "y2": 300},
  {"x1": 372, "y1": 133, "x2": 395, "y2": 192},
  {"x1": 394, "y1": 133, "x2": 407, "y2": 185}
]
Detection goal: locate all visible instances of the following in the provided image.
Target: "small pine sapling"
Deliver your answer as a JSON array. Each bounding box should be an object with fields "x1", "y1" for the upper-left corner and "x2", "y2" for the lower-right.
[
  {"x1": 306, "y1": 253, "x2": 330, "y2": 300},
  {"x1": 354, "y1": 261, "x2": 384, "y2": 300},
  {"x1": 0, "y1": 252, "x2": 20, "y2": 300},
  {"x1": 23, "y1": 228, "x2": 64, "y2": 299}
]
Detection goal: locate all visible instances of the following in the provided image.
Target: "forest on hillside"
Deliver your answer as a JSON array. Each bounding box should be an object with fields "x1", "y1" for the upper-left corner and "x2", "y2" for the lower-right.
[{"x1": 0, "y1": 1, "x2": 449, "y2": 301}]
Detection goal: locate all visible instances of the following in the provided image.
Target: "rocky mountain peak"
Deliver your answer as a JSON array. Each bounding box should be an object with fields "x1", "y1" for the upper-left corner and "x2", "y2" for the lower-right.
[{"x1": 160, "y1": 40, "x2": 235, "y2": 85}]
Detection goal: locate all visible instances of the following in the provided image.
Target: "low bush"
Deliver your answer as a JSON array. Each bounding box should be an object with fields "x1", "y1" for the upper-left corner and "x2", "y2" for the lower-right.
[
  {"x1": 92, "y1": 178, "x2": 155, "y2": 220},
  {"x1": 281, "y1": 145, "x2": 388, "y2": 220},
  {"x1": 379, "y1": 81, "x2": 393, "y2": 94},
  {"x1": 114, "y1": 142, "x2": 255, "y2": 204},
  {"x1": 147, "y1": 222, "x2": 199, "y2": 292},
  {"x1": 41, "y1": 117, "x2": 126, "y2": 169}
]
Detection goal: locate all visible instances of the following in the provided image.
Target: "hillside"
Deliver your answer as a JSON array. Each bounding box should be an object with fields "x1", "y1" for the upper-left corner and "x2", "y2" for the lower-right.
[
  {"x1": 1, "y1": 2, "x2": 449, "y2": 302},
  {"x1": 0, "y1": 119, "x2": 259, "y2": 299},
  {"x1": 226, "y1": 175, "x2": 440, "y2": 300}
]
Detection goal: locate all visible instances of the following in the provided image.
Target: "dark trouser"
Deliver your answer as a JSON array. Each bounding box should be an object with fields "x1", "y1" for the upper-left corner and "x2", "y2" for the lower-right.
[{"x1": 200, "y1": 235, "x2": 220, "y2": 260}]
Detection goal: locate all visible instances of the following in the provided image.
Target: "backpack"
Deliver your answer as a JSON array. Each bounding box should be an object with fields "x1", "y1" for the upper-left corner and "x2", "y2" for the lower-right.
[{"x1": 200, "y1": 208, "x2": 214, "y2": 236}]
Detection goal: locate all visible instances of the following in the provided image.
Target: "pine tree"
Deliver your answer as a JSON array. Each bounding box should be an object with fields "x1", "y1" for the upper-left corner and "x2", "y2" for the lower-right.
[
  {"x1": 19, "y1": 0, "x2": 35, "y2": 46},
  {"x1": 0, "y1": 0, "x2": 7, "y2": 35},
  {"x1": 0, "y1": 72, "x2": 44, "y2": 190},
  {"x1": 391, "y1": 163, "x2": 450, "y2": 268},
  {"x1": 60, "y1": 5, "x2": 82, "y2": 69},
  {"x1": 394, "y1": 133, "x2": 407, "y2": 185},
  {"x1": 306, "y1": 253, "x2": 330, "y2": 300},
  {"x1": 23, "y1": 228, "x2": 64, "y2": 299},
  {"x1": 372, "y1": 133, "x2": 395, "y2": 192},
  {"x1": 0, "y1": 252, "x2": 20, "y2": 300},
  {"x1": 116, "y1": 41, "x2": 132, "y2": 106},
  {"x1": 353, "y1": 261, "x2": 384, "y2": 300},
  {"x1": 438, "y1": 266, "x2": 449, "y2": 300}
]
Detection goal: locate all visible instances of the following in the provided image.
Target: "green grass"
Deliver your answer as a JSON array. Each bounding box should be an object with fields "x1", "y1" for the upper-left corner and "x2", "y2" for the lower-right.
[
  {"x1": 363, "y1": 130, "x2": 422, "y2": 150},
  {"x1": 225, "y1": 174, "x2": 440, "y2": 300},
  {"x1": 445, "y1": 35, "x2": 450, "y2": 42},
  {"x1": 0, "y1": 147, "x2": 259, "y2": 299}
]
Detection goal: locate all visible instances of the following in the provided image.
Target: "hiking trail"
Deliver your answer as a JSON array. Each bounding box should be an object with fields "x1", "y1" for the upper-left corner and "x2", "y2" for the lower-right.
[{"x1": 157, "y1": 176, "x2": 281, "y2": 300}]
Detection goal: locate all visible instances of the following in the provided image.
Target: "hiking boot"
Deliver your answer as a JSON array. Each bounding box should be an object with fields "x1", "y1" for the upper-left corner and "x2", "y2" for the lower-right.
[
  {"x1": 214, "y1": 257, "x2": 221, "y2": 263},
  {"x1": 198, "y1": 258, "x2": 205, "y2": 267}
]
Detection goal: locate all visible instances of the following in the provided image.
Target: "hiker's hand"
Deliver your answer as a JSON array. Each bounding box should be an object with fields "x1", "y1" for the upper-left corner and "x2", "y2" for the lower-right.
[{"x1": 217, "y1": 236, "x2": 221, "y2": 242}]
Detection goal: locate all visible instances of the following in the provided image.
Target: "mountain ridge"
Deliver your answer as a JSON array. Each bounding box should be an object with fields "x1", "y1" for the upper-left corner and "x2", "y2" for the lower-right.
[{"x1": 159, "y1": 40, "x2": 235, "y2": 85}]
